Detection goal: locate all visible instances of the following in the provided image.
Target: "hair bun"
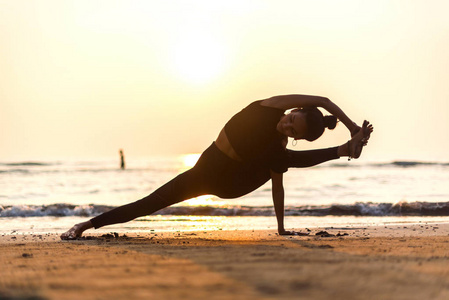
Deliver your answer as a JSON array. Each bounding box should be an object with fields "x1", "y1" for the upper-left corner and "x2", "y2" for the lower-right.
[{"x1": 323, "y1": 115, "x2": 337, "y2": 130}]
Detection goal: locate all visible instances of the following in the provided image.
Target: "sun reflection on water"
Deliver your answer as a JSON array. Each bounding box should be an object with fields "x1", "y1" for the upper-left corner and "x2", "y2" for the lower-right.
[
  {"x1": 182, "y1": 195, "x2": 227, "y2": 207},
  {"x1": 182, "y1": 153, "x2": 201, "y2": 168}
]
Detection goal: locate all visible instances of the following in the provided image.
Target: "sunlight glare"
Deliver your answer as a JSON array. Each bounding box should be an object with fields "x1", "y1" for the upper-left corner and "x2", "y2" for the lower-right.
[
  {"x1": 183, "y1": 195, "x2": 226, "y2": 207},
  {"x1": 182, "y1": 153, "x2": 201, "y2": 168},
  {"x1": 171, "y1": 30, "x2": 227, "y2": 84}
]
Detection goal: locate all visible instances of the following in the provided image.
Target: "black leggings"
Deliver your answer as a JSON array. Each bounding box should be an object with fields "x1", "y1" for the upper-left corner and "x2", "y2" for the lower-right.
[{"x1": 90, "y1": 143, "x2": 339, "y2": 229}]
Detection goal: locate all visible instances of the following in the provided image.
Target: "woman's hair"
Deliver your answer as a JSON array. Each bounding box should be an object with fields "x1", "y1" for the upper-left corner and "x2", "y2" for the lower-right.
[{"x1": 299, "y1": 107, "x2": 337, "y2": 141}]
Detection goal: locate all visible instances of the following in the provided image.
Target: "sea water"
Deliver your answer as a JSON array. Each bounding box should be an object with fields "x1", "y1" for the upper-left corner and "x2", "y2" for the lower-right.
[{"x1": 1, "y1": 156, "x2": 449, "y2": 235}]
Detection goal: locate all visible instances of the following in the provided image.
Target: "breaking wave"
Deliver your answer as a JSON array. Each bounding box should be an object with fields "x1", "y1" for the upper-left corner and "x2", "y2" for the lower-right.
[{"x1": 2, "y1": 201, "x2": 449, "y2": 218}]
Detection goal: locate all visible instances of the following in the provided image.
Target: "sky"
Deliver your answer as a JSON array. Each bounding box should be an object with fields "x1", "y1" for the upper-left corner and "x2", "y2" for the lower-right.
[{"x1": 1, "y1": 0, "x2": 448, "y2": 162}]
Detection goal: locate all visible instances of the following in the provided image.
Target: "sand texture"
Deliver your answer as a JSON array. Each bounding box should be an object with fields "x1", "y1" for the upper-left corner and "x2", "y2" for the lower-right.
[{"x1": 1, "y1": 224, "x2": 449, "y2": 300}]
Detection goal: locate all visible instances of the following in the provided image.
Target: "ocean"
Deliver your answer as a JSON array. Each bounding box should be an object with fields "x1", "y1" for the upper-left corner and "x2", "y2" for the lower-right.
[{"x1": 2, "y1": 156, "x2": 449, "y2": 235}]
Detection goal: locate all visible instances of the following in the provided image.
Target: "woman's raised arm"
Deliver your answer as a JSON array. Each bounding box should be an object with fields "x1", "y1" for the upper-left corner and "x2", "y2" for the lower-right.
[
  {"x1": 262, "y1": 94, "x2": 360, "y2": 136},
  {"x1": 262, "y1": 94, "x2": 329, "y2": 110}
]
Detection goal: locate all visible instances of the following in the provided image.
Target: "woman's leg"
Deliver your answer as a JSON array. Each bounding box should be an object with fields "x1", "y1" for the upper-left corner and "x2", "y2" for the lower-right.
[
  {"x1": 286, "y1": 147, "x2": 340, "y2": 168},
  {"x1": 91, "y1": 168, "x2": 206, "y2": 229},
  {"x1": 60, "y1": 143, "x2": 241, "y2": 239},
  {"x1": 212, "y1": 163, "x2": 271, "y2": 199},
  {"x1": 61, "y1": 168, "x2": 207, "y2": 239}
]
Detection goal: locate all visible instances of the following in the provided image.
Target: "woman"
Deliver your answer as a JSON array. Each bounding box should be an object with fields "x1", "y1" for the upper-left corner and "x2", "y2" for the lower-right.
[{"x1": 61, "y1": 94, "x2": 373, "y2": 239}]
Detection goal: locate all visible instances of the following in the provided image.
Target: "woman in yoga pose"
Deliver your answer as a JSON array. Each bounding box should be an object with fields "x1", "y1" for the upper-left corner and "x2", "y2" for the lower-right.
[{"x1": 61, "y1": 94, "x2": 373, "y2": 239}]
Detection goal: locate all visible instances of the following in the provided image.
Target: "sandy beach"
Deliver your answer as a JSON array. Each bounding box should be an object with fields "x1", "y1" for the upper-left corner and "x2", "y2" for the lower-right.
[{"x1": 2, "y1": 223, "x2": 449, "y2": 300}]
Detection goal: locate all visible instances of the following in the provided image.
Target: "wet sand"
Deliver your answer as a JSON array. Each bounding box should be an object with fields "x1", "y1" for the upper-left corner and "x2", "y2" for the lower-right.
[{"x1": 1, "y1": 224, "x2": 449, "y2": 300}]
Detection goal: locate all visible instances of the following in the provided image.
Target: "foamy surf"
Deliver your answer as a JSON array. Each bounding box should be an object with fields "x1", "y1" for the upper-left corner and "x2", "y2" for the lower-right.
[{"x1": 2, "y1": 201, "x2": 449, "y2": 218}]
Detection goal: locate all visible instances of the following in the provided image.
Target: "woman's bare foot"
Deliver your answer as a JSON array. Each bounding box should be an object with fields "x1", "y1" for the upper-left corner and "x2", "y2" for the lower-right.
[
  {"x1": 349, "y1": 120, "x2": 373, "y2": 159},
  {"x1": 60, "y1": 221, "x2": 93, "y2": 240},
  {"x1": 338, "y1": 120, "x2": 373, "y2": 159}
]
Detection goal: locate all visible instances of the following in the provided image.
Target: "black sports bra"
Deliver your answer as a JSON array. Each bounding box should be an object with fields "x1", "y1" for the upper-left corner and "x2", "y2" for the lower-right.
[{"x1": 224, "y1": 101, "x2": 288, "y2": 173}]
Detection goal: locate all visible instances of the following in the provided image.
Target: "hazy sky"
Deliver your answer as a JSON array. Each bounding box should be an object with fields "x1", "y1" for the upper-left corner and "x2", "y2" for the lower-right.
[{"x1": 1, "y1": 0, "x2": 448, "y2": 161}]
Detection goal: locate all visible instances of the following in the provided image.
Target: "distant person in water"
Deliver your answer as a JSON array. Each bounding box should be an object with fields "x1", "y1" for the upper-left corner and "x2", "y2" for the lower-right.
[
  {"x1": 119, "y1": 149, "x2": 125, "y2": 170},
  {"x1": 61, "y1": 94, "x2": 373, "y2": 239}
]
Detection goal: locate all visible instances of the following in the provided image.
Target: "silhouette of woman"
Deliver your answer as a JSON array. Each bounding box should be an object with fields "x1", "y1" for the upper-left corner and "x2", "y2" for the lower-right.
[{"x1": 61, "y1": 94, "x2": 372, "y2": 239}]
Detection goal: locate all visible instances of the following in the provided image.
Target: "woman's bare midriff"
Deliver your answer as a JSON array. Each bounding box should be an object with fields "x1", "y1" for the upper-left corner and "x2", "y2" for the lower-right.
[{"x1": 215, "y1": 128, "x2": 242, "y2": 162}]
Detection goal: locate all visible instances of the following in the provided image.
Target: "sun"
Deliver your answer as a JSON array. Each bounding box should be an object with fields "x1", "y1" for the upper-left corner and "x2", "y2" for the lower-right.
[{"x1": 171, "y1": 30, "x2": 227, "y2": 84}]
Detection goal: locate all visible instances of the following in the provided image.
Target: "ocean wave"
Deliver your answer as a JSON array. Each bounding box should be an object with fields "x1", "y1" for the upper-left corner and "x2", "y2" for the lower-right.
[
  {"x1": 0, "y1": 162, "x2": 57, "y2": 167},
  {"x1": 0, "y1": 204, "x2": 113, "y2": 217},
  {"x1": 327, "y1": 161, "x2": 449, "y2": 168},
  {"x1": 2, "y1": 201, "x2": 449, "y2": 218},
  {"x1": 0, "y1": 167, "x2": 153, "y2": 175},
  {"x1": 390, "y1": 161, "x2": 449, "y2": 167},
  {"x1": 373, "y1": 161, "x2": 449, "y2": 168},
  {"x1": 0, "y1": 169, "x2": 30, "y2": 174},
  {"x1": 0, "y1": 162, "x2": 161, "y2": 175},
  {"x1": 1, "y1": 159, "x2": 447, "y2": 176}
]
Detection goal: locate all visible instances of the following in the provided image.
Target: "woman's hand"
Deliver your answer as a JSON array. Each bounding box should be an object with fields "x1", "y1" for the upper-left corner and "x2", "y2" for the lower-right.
[
  {"x1": 350, "y1": 122, "x2": 362, "y2": 137},
  {"x1": 278, "y1": 229, "x2": 310, "y2": 236}
]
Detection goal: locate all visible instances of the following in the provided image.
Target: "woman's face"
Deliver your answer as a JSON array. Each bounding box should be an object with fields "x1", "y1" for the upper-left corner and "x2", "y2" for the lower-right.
[{"x1": 277, "y1": 111, "x2": 307, "y2": 140}]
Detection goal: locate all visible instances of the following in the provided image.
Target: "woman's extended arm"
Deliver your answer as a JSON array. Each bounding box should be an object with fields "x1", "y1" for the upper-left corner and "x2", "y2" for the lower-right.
[
  {"x1": 270, "y1": 170, "x2": 286, "y2": 234},
  {"x1": 271, "y1": 170, "x2": 311, "y2": 236},
  {"x1": 262, "y1": 94, "x2": 360, "y2": 136},
  {"x1": 271, "y1": 170, "x2": 306, "y2": 235}
]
